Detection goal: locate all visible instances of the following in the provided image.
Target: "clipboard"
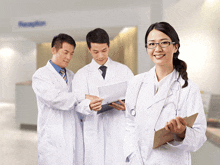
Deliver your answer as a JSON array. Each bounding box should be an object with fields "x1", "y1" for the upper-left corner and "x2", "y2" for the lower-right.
[
  {"x1": 97, "y1": 81, "x2": 127, "y2": 114},
  {"x1": 97, "y1": 99, "x2": 125, "y2": 114},
  {"x1": 152, "y1": 113, "x2": 198, "y2": 149}
]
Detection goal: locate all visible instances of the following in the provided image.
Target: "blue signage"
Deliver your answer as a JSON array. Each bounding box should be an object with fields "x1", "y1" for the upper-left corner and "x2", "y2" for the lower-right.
[{"x1": 18, "y1": 21, "x2": 46, "y2": 28}]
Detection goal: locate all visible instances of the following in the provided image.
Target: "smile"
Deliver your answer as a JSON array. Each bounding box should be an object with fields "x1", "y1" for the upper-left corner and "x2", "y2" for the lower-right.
[
  {"x1": 97, "y1": 59, "x2": 106, "y2": 63},
  {"x1": 154, "y1": 54, "x2": 165, "y2": 59}
]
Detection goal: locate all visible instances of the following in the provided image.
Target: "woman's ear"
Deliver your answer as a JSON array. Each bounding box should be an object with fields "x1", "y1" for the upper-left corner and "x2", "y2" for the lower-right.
[{"x1": 174, "y1": 44, "x2": 179, "y2": 53}]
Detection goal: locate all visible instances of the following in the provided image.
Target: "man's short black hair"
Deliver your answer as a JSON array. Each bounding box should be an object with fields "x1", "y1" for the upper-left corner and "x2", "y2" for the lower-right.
[
  {"x1": 51, "y1": 33, "x2": 76, "y2": 50},
  {"x1": 86, "y1": 28, "x2": 110, "y2": 49}
]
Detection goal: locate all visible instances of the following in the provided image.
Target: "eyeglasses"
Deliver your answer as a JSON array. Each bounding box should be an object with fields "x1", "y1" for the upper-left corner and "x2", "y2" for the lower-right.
[{"x1": 145, "y1": 41, "x2": 175, "y2": 49}]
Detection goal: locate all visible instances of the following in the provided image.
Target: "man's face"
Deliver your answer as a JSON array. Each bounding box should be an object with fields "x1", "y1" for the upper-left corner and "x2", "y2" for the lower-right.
[
  {"x1": 51, "y1": 42, "x2": 75, "y2": 68},
  {"x1": 88, "y1": 42, "x2": 109, "y2": 65}
]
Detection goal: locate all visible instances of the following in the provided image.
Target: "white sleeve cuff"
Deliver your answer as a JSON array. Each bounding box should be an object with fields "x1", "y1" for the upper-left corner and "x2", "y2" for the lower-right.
[
  {"x1": 76, "y1": 92, "x2": 85, "y2": 103},
  {"x1": 166, "y1": 126, "x2": 190, "y2": 148},
  {"x1": 76, "y1": 99, "x2": 93, "y2": 116}
]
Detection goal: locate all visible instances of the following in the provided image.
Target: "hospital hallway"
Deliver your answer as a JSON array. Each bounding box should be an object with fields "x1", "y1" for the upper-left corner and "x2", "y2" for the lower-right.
[{"x1": 0, "y1": 102, "x2": 220, "y2": 165}]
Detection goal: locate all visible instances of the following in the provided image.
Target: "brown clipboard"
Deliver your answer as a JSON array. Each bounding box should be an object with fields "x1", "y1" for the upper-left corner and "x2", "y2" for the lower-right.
[{"x1": 152, "y1": 113, "x2": 198, "y2": 149}]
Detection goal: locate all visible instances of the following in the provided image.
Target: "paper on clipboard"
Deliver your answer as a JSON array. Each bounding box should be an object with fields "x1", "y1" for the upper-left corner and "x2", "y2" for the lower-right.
[
  {"x1": 153, "y1": 113, "x2": 198, "y2": 149},
  {"x1": 97, "y1": 81, "x2": 127, "y2": 114},
  {"x1": 98, "y1": 81, "x2": 127, "y2": 104}
]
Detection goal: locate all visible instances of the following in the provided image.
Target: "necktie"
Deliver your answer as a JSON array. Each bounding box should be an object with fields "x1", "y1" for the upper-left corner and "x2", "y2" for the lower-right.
[
  {"x1": 99, "y1": 65, "x2": 107, "y2": 79},
  {"x1": 60, "y1": 69, "x2": 68, "y2": 84}
]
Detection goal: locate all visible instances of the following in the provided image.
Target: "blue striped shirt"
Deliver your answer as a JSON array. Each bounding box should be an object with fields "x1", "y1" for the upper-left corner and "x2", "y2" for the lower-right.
[{"x1": 49, "y1": 60, "x2": 67, "y2": 78}]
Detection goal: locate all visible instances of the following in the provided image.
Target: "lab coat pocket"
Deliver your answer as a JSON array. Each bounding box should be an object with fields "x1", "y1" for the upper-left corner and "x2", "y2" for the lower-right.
[
  {"x1": 45, "y1": 125, "x2": 66, "y2": 149},
  {"x1": 126, "y1": 152, "x2": 143, "y2": 165},
  {"x1": 126, "y1": 153, "x2": 134, "y2": 163}
]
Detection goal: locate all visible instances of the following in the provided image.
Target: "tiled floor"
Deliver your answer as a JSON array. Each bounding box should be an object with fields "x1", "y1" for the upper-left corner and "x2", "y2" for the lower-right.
[
  {"x1": 0, "y1": 103, "x2": 38, "y2": 165},
  {"x1": 1, "y1": 102, "x2": 220, "y2": 165}
]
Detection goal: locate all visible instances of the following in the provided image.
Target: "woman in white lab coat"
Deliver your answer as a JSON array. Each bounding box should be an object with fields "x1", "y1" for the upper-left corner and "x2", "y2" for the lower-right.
[{"x1": 124, "y1": 22, "x2": 207, "y2": 164}]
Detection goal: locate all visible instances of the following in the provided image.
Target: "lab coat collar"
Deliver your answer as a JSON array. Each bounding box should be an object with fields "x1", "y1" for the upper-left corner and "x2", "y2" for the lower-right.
[
  {"x1": 142, "y1": 66, "x2": 180, "y2": 109},
  {"x1": 46, "y1": 60, "x2": 68, "y2": 87},
  {"x1": 154, "y1": 69, "x2": 175, "y2": 93},
  {"x1": 89, "y1": 57, "x2": 114, "y2": 81},
  {"x1": 49, "y1": 60, "x2": 65, "y2": 74},
  {"x1": 90, "y1": 57, "x2": 111, "y2": 69}
]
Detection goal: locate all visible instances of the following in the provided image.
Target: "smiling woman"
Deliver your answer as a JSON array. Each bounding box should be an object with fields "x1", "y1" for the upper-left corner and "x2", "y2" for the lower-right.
[
  {"x1": 146, "y1": 29, "x2": 178, "y2": 74},
  {"x1": 124, "y1": 22, "x2": 207, "y2": 165}
]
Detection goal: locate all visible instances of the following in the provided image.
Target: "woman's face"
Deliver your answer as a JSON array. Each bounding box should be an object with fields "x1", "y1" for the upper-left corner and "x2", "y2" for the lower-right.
[{"x1": 146, "y1": 29, "x2": 178, "y2": 68}]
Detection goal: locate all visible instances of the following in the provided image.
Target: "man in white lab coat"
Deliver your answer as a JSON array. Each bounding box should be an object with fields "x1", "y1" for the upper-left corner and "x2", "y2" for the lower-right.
[
  {"x1": 72, "y1": 28, "x2": 134, "y2": 165},
  {"x1": 32, "y1": 33, "x2": 102, "y2": 165}
]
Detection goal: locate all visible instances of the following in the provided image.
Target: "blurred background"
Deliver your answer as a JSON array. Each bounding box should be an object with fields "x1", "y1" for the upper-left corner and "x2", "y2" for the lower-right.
[{"x1": 0, "y1": 0, "x2": 220, "y2": 164}]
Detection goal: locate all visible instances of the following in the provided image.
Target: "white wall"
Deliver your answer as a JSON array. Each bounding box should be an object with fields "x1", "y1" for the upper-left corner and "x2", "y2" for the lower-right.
[
  {"x1": 0, "y1": 40, "x2": 36, "y2": 102},
  {"x1": 2, "y1": 6, "x2": 155, "y2": 102},
  {"x1": 4, "y1": 0, "x2": 218, "y2": 102},
  {"x1": 12, "y1": 6, "x2": 154, "y2": 74},
  {"x1": 7, "y1": 0, "x2": 219, "y2": 102},
  {"x1": 163, "y1": 0, "x2": 220, "y2": 94}
]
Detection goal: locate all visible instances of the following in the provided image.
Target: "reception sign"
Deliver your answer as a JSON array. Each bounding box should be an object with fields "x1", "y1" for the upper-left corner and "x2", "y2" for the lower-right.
[{"x1": 18, "y1": 21, "x2": 46, "y2": 28}]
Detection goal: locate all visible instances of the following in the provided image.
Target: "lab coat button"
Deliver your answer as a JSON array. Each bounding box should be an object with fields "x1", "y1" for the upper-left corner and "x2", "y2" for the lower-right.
[{"x1": 80, "y1": 119, "x2": 83, "y2": 122}]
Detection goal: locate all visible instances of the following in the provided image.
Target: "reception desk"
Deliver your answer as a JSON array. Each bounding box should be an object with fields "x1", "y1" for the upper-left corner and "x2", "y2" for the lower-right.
[{"x1": 15, "y1": 81, "x2": 38, "y2": 125}]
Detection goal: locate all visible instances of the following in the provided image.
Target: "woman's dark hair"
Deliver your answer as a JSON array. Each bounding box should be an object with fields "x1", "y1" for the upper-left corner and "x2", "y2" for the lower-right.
[{"x1": 145, "y1": 22, "x2": 188, "y2": 88}]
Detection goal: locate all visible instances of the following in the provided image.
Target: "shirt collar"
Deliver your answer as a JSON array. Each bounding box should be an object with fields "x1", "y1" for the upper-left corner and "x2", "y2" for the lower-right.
[
  {"x1": 92, "y1": 57, "x2": 110, "y2": 69},
  {"x1": 154, "y1": 69, "x2": 175, "y2": 93},
  {"x1": 49, "y1": 60, "x2": 65, "y2": 73}
]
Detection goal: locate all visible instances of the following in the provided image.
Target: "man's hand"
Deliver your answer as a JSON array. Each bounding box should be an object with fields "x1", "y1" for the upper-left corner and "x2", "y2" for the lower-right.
[
  {"x1": 109, "y1": 100, "x2": 125, "y2": 111},
  {"x1": 165, "y1": 116, "x2": 187, "y2": 139},
  {"x1": 85, "y1": 95, "x2": 103, "y2": 111}
]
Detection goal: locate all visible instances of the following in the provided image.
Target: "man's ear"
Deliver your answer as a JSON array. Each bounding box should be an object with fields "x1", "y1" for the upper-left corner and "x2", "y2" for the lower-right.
[
  {"x1": 51, "y1": 47, "x2": 57, "y2": 55},
  {"x1": 87, "y1": 46, "x2": 91, "y2": 53}
]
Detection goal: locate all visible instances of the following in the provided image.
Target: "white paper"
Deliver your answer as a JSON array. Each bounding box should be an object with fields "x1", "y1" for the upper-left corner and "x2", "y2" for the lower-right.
[{"x1": 98, "y1": 81, "x2": 127, "y2": 105}]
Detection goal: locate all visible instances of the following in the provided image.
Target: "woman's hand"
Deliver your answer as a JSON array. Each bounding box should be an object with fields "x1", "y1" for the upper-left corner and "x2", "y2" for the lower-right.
[{"x1": 165, "y1": 116, "x2": 187, "y2": 139}]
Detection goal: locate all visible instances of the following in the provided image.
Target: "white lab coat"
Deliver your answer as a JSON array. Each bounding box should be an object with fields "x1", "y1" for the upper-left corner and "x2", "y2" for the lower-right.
[
  {"x1": 32, "y1": 61, "x2": 90, "y2": 165},
  {"x1": 72, "y1": 58, "x2": 134, "y2": 165},
  {"x1": 124, "y1": 67, "x2": 207, "y2": 165}
]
